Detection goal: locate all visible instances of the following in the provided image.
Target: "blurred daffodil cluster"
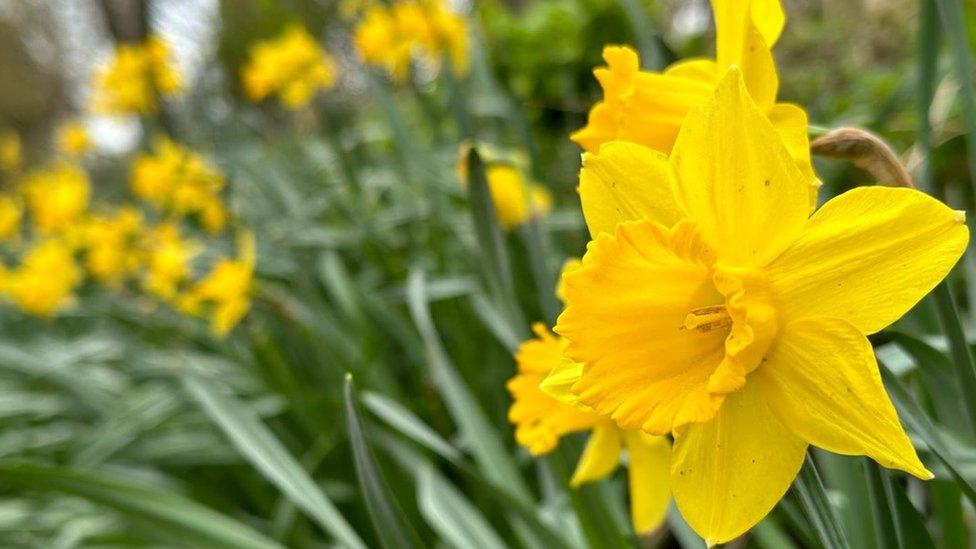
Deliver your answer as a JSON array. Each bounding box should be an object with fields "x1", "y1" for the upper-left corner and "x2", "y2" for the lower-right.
[
  {"x1": 92, "y1": 34, "x2": 183, "y2": 116},
  {"x1": 242, "y1": 26, "x2": 337, "y2": 109},
  {"x1": 353, "y1": 0, "x2": 468, "y2": 82},
  {"x1": 0, "y1": 36, "x2": 253, "y2": 336}
]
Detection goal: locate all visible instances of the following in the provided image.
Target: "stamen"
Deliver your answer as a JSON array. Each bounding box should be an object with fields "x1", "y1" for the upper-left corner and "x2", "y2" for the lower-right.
[{"x1": 683, "y1": 305, "x2": 731, "y2": 332}]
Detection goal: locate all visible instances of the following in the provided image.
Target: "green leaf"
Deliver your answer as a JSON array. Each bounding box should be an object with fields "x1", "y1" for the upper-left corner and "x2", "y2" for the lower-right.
[
  {"x1": 417, "y1": 465, "x2": 507, "y2": 549},
  {"x1": 344, "y1": 375, "x2": 423, "y2": 549},
  {"x1": 864, "y1": 460, "x2": 899, "y2": 549},
  {"x1": 184, "y1": 375, "x2": 366, "y2": 549},
  {"x1": 879, "y1": 364, "x2": 976, "y2": 506},
  {"x1": 882, "y1": 466, "x2": 937, "y2": 549},
  {"x1": 464, "y1": 148, "x2": 526, "y2": 332},
  {"x1": 405, "y1": 269, "x2": 527, "y2": 497},
  {"x1": 0, "y1": 461, "x2": 283, "y2": 549},
  {"x1": 929, "y1": 283, "x2": 976, "y2": 441},
  {"x1": 791, "y1": 454, "x2": 852, "y2": 549},
  {"x1": 361, "y1": 390, "x2": 462, "y2": 463}
]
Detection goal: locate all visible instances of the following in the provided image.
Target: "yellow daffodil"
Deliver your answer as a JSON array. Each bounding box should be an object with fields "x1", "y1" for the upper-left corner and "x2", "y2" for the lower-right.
[
  {"x1": 552, "y1": 69, "x2": 968, "y2": 544},
  {"x1": 2, "y1": 239, "x2": 81, "y2": 317},
  {"x1": 484, "y1": 165, "x2": 551, "y2": 230},
  {"x1": 0, "y1": 131, "x2": 21, "y2": 172},
  {"x1": 353, "y1": 1, "x2": 468, "y2": 81},
  {"x1": 142, "y1": 222, "x2": 197, "y2": 301},
  {"x1": 508, "y1": 323, "x2": 671, "y2": 534},
  {"x1": 181, "y1": 232, "x2": 255, "y2": 337},
  {"x1": 242, "y1": 26, "x2": 337, "y2": 109},
  {"x1": 0, "y1": 195, "x2": 22, "y2": 240},
  {"x1": 131, "y1": 138, "x2": 226, "y2": 232},
  {"x1": 572, "y1": 0, "x2": 818, "y2": 202},
  {"x1": 56, "y1": 121, "x2": 93, "y2": 156},
  {"x1": 81, "y1": 207, "x2": 143, "y2": 285},
  {"x1": 22, "y1": 163, "x2": 90, "y2": 235},
  {"x1": 93, "y1": 34, "x2": 182, "y2": 115}
]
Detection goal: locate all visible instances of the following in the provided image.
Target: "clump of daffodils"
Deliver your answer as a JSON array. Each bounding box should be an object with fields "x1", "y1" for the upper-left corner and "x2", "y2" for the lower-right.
[
  {"x1": 0, "y1": 131, "x2": 21, "y2": 173},
  {"x1": 21, "y1": 163, "x2": 90, "y2": 236},
  {"x1": 242, "y1": 26, "x2": 337, "y2": 109},
  {"x1": 456, "y1": 145, "x2": 551, "y2": 230},
  {"x1": 179, "y1": 232, "x2": 256, "y2": 337},
  {"x1": 353, "y1": 0, "x2": 468, "y2": 82},
  {"x1": 131, "y1": 138, "x2": 227, "y2": 233},
  {"x1": 1, "y1": 239, "x2": 81, "y2": 317},
  {"x1": 92, "y1": 34, "x2": 183, "y2": 116}
]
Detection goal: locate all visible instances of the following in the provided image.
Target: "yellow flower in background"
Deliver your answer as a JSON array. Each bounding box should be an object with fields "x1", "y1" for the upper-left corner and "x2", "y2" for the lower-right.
[
  {"x1": 0, "y1": 196, "x2": 22, "y2": 240},
  {"x1": 508, "y1": 323, "x2": 671, "y2": 534},
  {"x1": 22, "y1": 163, "x2": 90, "y2": 235},
  {"x1": 131, "y1": 138, "x2": 226, "y2": 232},
  {"x1": 2, "y1": 239, "x2": 81, "y2": 317},
  {"x1": 242, "y1": 26, "x2": 337, "y2": 109},
  {"x1": 56, "y1": 121, "x2": 92, "y2": 156},
  {"x1": 0, "y1": 132, "x2": 21, "y2": 172},
  {"x1": 572, "y1": 0, "x2": 818, "y2": 202},
  {"x1": 81, "y1": 207, "x2": 143, "y2": 285},
  {"x1": 142, "y1": 222, "x2": 197, "y2": 301},
  {"x1": 93, "y1": 34, "x2": 182, "y2": 115},
  {"x1": 553, "y1": 70, "x2": 967, "y2": 544},
  {"x1": 353, "y1": 0, "x2": 468, "y2": 81},
  {"x1": 182, "y1": 232, "x2": 255, "y2": 337},
  {"x1": 485, "y1": 165, "x2": 551, "y2": 229}
]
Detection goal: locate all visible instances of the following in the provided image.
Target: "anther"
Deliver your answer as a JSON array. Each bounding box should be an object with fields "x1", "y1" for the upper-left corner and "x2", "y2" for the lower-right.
[{"x1": 683, "y1": 305, "x2": 731, "y2": 332}]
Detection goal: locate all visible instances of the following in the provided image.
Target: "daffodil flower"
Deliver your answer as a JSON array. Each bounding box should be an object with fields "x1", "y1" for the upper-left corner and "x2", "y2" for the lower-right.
[
  {"x1": 552, "y1": 69, "x2": 968, "y2": 544},
  {"x1": 572, "y1": 0, "x2": 818, "y2": 204},
  {"x1": 507, "y1": 323, "x2": 670, "y2": 534}
]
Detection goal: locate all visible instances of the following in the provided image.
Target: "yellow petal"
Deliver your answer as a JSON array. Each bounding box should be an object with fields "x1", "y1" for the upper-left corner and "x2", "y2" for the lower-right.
[
  {"x1": 556, "y1": 220, "x2": 729, "y2": 434},
  {"x1": 756, "y1": 317, "x2": 932, "y2": 479},
  {"x1": 739, "y1": 26, "x2": 778, "y2": 111},
  {"x1": 750, "y1": 0, "x2": 786, "y2": 49},
  {"x1": 579, "y1": 141, "x2": 682, "y2": 237},
  {"x1": 768, "y1": 186, "x2": 969, "y2": 334},
  {"x1": 624, "y1": 431, "x2": 671, "y2": 534},
  {"x1": 571, "y1": 422, "x2": 623, "y2": 486},
  {"x1": 572, "y1": 46, "x2": 713, "y2": 154},
  {"x1": 539, "y1": 358, "x2": 588, "y2": 409},
  {"x1": 671, "y1": 382, "x2": 807, "y2": 545},
  {"x1": 768, "y1": 103, "x2": 820, "y2": 209},
  {"x1": 664, "y1": 58, "x2": 718, "y2": 83},
  {"x1": 670, "y1": 68, "x2": 809, "y2": 266},
  {"x1": 507, "y1": 324, "x2": 599, "y2": 455}
]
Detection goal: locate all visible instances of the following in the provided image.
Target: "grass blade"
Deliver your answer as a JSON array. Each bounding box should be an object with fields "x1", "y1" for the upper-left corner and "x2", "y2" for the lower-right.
[
  {"x1": 417, "y1": 465, "x2": 507, "y2": 549},
  {"x1": 405, "y1": 268, "x2": 527, "y2": 497},
  {"x1": 0, "y1": 461, "x2": 283, "y2": 549},
  {"x1": 864, "y1": 460, "x2": 899, "y2": 548},
  {"x1": 184, "y1": 375, "x2": 366, "y2": 549},
  {"x1": 344, "y1": 375, "x2": 423, "y2": 549},
  {"x1": 791, "y1": 454, "x2": 852, "y2": 549},
  {"x1": 929, "y1": 283, "x2": 976, "y2": 440}
]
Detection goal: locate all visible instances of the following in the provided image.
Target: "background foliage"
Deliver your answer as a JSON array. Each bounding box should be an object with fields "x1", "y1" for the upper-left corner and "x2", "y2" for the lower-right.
[{"x1": 0, "y1": 0, "x2": 975, "y2": 547}]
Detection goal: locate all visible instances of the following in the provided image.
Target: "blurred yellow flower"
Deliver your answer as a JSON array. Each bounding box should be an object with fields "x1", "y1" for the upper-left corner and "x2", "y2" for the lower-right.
[
  {"x1": 131, "y1": 138, "x2": 226, "y2": 232},
  {"x1": 0, "y1": 131, "x2": 22, "y2": 172},
  {"x1": 354, "y1": 1, "x2": 468, "y2": 81},
  {"x1": 22, "y1": 163, "x2": 90, "y2": 235},
  {"x1": 555, "y1": 69, "x2": 967, "y2": 544},
  {"x1": 93, "y1": 34, "x2": 183, "y2": 115},
  {"x1": 0, "y1": 195, "x2": 22, "y2": 240},
  {"x1": 81, "y1": 207, "x2": 143, "y2": 285},
  {"x1": 56, "y1": 121, "x2": 93, "y2": 156},
  {"x1": 485, "y1": 165, "x2": 551, "y2": 229},
  {"x1": 142, "y1": 222, "x2": 197, "y2": 300},
  {"x1": 182, "y1": 232, "x2": 255, "y2": 337},
  {"x1": 1, "y1": 239, "x2": 81, "y2": 317},
  {"x1": 508, "y1": 323, "x2": 670, "y2": 534},
  {"x1": 572, "y1": 0, "x2": 818, "y2": 202},
  {"x1": 242, "y1": 26, "x2": 337, "y2": 109}
]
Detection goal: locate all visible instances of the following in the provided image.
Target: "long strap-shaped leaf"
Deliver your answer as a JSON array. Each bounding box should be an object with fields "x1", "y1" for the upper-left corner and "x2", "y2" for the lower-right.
[
  {"x1": 791, "y1": 454, "x2": 852, "y2": 549},
  {"x1": 184, "y1": 375, "x2": 366, "y2": 549},
  {"x1": 344, "y1": 375, "x2": 423, "y2": 549},
  {"x1": 0, "y1": 461, "x2": 283, "y2": 549}
]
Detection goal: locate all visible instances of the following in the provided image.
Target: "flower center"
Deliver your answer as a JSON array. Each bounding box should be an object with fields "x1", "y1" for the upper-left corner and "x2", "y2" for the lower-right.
[{"x1": 682, "y1": 305, "x2": 732, "y2": 332}]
